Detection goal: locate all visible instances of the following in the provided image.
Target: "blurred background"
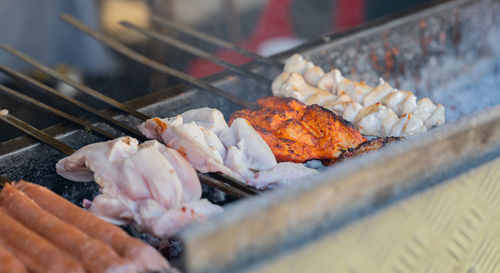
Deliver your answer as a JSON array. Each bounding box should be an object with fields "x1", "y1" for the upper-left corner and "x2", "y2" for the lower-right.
[{"x1": 0, "y1": 0, "x2": 432, "y2": 142}]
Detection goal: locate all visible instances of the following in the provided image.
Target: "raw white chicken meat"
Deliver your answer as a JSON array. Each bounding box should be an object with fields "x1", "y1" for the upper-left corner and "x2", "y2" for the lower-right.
[
  {"x1": 56, "y1": 137, "x2": 222, "y2": 238},
  {"x1": 139, "y1": 116, "x2": 237, "y2": 177},
  {"x1": 272, "y1": 54, "x2": 446, "y2": 137},
  {"x1": 139, "y1": 108, "x2": 318, "y2": 189}
]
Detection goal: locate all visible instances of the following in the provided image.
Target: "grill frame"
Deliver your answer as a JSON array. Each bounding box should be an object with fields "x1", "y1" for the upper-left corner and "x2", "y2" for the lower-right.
[{"x1": 0, "y1": 0, "x2": 500, "y2": 272}]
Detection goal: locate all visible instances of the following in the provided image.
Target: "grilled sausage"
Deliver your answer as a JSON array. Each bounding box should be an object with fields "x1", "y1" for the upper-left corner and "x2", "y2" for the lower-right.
[
  {"x1": 0, "y1": 210, "x2": 84, "y2": 273},
  {"x1": 0, "y1": 183, "x2": 136, "y2": 273},
  {"x1": 0, "y1": 240, "x2": 28, "y2": 273},
  {"x1": 15, "y1": 180, "x2": 170, "y2": 272}
]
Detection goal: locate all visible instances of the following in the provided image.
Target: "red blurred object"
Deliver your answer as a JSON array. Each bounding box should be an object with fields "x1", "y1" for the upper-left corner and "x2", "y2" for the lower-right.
[{"x1": 188, "y1": 0, "x2": 365, "y2": 78}]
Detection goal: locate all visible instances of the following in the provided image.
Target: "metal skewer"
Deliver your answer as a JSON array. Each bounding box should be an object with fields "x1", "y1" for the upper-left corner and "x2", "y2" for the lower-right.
[
  {"x1": 120, "y1": 21, "x2": 273, "y2": 85},
  {"x1": 0, "y1": 64, "x2": 145, "y2": 140},
  {"x1": 150, "y1": 15, "x2": 284, "y2": 69},
  {"x1": 0, "y1": 60, "x2": 258, "y2": 196},
  {"x1": 0, "y1": 112, "x2": 76, "y2": 156},
  {"x1": 0, "y1": 110, "x2": 251, "y2": 198},
  {"x1": 0, "y1": 45, "x2": 150, "y2": 121},
  {"x1": 60, "y1": 14, "x2": 256, "y2": 110},
  {"x1": 0, "y1": 84, "x2": 118, "y2": 140}
]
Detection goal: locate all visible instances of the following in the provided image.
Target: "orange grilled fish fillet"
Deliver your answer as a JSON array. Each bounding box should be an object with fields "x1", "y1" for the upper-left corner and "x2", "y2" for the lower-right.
[{"x1": 230, "y1": 96, "x2": 366, "y2": 163}]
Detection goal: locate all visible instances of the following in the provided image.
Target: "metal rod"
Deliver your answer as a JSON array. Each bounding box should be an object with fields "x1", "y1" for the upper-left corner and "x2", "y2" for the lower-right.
[
  {"x1": 0, "y1": 64, "x2": 145, "y2": 140},
  {"x1": 0, "y1": 112, "x2": 75, "y2": 156},
  {"x1": 59, "y1": 14, "x2": 256, "y2": 109},
  {"x1": 198, "y1": 173, "x2": 250, "y2": 198},
  {"x1": 0, "y1": 45, "x2": 150, "y2": 121},
  {"x1": 0, "y1": 110, "x2": 248, "y2": 197},
  {"x1": 120, "y1": 21, "x2": 273, "y2": 85},
  {"x1": 150, "y1": 15, "x2": 284, "y2": 69},
  {"x1": 0, "y1": 84, "x2": 118, "y2": 140},
  {"x1": 212, "y1": 173, "x2": 259, "y2": 195}
]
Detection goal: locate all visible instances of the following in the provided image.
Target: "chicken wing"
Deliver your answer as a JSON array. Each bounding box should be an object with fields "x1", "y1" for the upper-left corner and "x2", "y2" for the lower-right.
[{"x1": 56, "y1": 137, "x2": 222, "y2": 238}]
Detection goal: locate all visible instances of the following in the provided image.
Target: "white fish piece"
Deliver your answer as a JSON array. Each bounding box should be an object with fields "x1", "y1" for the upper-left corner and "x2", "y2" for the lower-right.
[
  {"x1": 220, "y1": 118, "x2": 277, "y2": 180},
  {"x1": 413, "y1": 97, "x2": 438, "y2": 123},
  {"x1": 354, "y1": 103, "x2": 398, "y2": 136},
  {"x1": 363, "y1": 80, "x2": 395, "y2": 106},
  {"x1": 400, "y1": 95, "x2": 418, "y2": 115},
  {"x1": 338, "y1": 78, "x2": 372, "y2": 104},
  {"x1": 304, "y1": 90, "x2": 337, "y2": 106},
  {"x1": 284, "y1": 54, "x2": 314, "y2": 73},
  {"x1": 323, "y1": 92, "x2": 355, "y2": 116},
  {"x1": 271, "y1": 71, "x2": 290, "y2": 95},
  {"x1": 381, "y1": 90, "x2": 413, "y2": 116},
  {"x1": 303, "y1": 66, "x2": 325, "y2": 86},
  {"x1": 180, "y1": 107, "x2": 229, "y2": 135},
  {"x1": 317, "y1": 69, "x2": 344, "y2": 93},
  {"x1": 342, "y1": 101, "x2": 363, "y2": 123},
  {"x1": 249, "y1": 162, "x2": 319, "y2": 189},
  {"x1": 424, "y1": 104, "x2": 446, "y2": 129},
  {"x1": 278, "y1": 72, "x2": 325, "y2": 101},
  {"x1": 389, "y1": 114, "x2": 427, "y2": 137}
]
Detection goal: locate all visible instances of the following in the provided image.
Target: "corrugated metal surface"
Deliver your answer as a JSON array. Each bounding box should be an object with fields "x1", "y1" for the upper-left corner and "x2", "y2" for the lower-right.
[{"x1": 244, "y1": 155, "x2": 500, "y2": 273}]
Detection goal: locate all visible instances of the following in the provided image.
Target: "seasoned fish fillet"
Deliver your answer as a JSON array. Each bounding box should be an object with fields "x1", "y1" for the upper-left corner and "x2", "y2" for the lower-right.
[{"x1": 230, "y1": 96, "x2": 366, "y2": 163}]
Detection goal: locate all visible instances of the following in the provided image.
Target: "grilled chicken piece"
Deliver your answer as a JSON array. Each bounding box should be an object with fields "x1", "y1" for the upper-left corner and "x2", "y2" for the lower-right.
[
  {"x1": 230, "y1": 96, "x2": 366, "y2": 163},
  {"x1": 339, "y1": 137, "x2": 401, "y2": 160},
  {"x1": 56, "y1": 137, "x2": 222, "y2": 238}
]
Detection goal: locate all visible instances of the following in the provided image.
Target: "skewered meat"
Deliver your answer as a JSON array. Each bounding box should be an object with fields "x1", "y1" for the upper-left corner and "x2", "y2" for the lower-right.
[
  {"x1": 0, "y1": 209, "x2": 85, "y2": 273},
  {"x1": 56, "y1": 137, "x2": 223, "y2": 238},
  {"x1": 0, "y1": 240, "x2": 28, "y2": 273},
  {"x1": 139, "y1": 115, "x2": 237, "y2": 178},
  {"x1": 339, "y1": 137, "x2": 401, "y2": 160},
  {"x1": 0, "y1": 184, "x2": 136, "y2": 273},
  {"x1": 140, "y1": 108, "x2": 319, "y2": 188},
  {"x1": 272, "y1": 54, "x2": 445, "y2": 137},
  {"x1": 230, "y1": 96, "x2": 367, "y2": 163},
  {"x1": 15, "y1": 180, "x2": 170, "y2": 272}
]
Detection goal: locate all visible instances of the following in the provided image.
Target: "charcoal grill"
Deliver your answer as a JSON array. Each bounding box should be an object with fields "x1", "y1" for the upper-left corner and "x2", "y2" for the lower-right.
[{"x1": 2, "y1": 0, "x2": 500, "y2": 272}]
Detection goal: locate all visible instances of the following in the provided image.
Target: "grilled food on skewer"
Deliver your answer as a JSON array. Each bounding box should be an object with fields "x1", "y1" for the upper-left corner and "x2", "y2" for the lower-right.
[
  {"x1": 56, "y1": 136, "x2": 223, "y2": 238},
  {"x1": 230, "y1": 96, "x2": 367, "y2": 164},
  {"x1": 272, "y1": 54, "x2": 445, "y2": 137},
  {"x1": 139, "y1": 108, "x2": 319, "y2": 189}
]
